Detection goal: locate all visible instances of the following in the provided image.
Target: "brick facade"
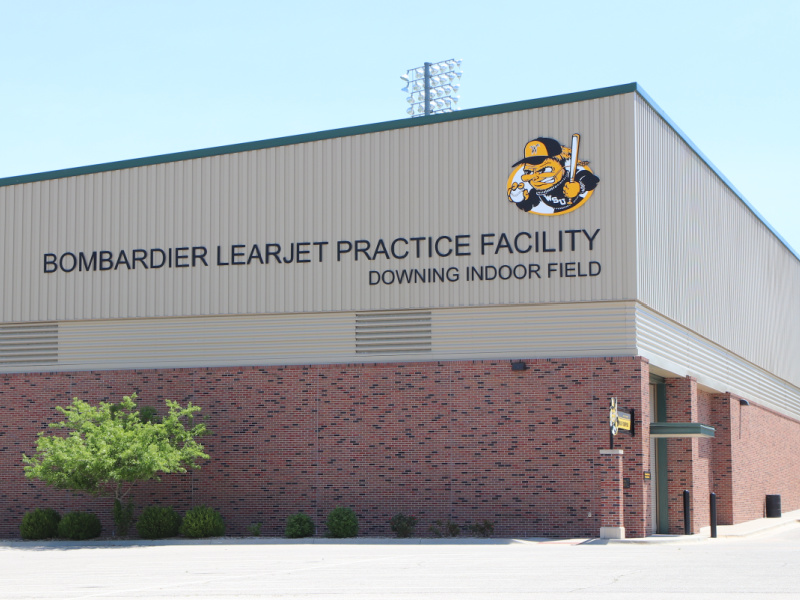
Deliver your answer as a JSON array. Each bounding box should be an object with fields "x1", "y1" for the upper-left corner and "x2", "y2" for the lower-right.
[
  {"x1": 664, "y1": 377, "x2": 713, "y2": 534},
  {"x1": 2, "y1": 356, "x2": 798, "y2": 539},
  {"x1": 662, "y1": 380, "x2": 800, "y2": 533},
  {"x1": 727, "y1": 396, "x2": 800, "y2": 522},
  {"x1": 597, "y1": 450, "x2": 625, "y2": 534},
  {"x1": 1, "y1": 357, "x2": 651, "y2": 539}
]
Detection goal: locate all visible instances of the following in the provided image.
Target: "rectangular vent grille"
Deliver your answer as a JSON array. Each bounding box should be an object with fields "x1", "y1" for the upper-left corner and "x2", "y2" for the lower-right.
[
  {"x1": 355, "y1": 311, "x2": 432, "y2": 354},
  {"x1": 0, "y1": 323, "x2": 59, "y2": 366}
]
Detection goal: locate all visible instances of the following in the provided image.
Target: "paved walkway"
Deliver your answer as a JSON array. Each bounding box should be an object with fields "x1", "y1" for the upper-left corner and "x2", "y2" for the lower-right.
[
  {"x1": 608, "y1": 508, "x2": 800, "y2": 544},
  {"x1": 2, "y1": 519, "x2": 800, "y2": 599}
]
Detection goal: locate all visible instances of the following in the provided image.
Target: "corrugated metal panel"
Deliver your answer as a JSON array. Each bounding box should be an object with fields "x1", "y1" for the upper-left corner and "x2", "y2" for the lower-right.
[
  {"x1": 634, "y1": 95, "x2": 800, "y2": 388},
  {"x1": 53, "y1": 312, "x2": 356, "y2": 371},
  {"x1": 0, "y1": 322, "x2": 58, "y2": 366},
  {"x1": 434, "y1": 301, "x2": 636, "y2": 357},
  {"x1": 0, "y1": 301, "x2": 637, "y2": 374},
  {"x1": 635, "y1": 305, "x2": 800, "y2": 419},
  {"x1": 1, "y1": 93, "x2": 639, "y2": 323},
  {"x1": 355, "y1": 311, "x2": 432, "y2": 354}
]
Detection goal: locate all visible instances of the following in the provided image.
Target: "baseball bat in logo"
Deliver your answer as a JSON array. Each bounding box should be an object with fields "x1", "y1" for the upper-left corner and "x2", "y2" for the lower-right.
[{"x1": 507, "y1": 134, "x2": 599, "y2": 216}]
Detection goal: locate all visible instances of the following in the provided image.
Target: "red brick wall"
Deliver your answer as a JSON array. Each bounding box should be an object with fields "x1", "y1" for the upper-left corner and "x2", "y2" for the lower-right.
[
  {"x1": 728, "y1": 397, "x2": 800, "y2": 522},
  {"x1": 618, "y1": 359, "x2": 652, "y2": 537},
  {"x1": 0, "y1": 357, "x2": 651, "y2": 539},
  {"x1": 709, "y1": 392, "x2": 734, "y2": 524},
  {"x1": 662, "y1": 380, "x2": 800, "y2": 533},
  {"x1": 598, "y1": 451, "x2": 624, "y2": 530},
  {"x1": 665, "y1": 376, "x2": 697, "y2": 533},
  {"x1": 664, "y1": 379, "x2": 713, "y2": 533}
]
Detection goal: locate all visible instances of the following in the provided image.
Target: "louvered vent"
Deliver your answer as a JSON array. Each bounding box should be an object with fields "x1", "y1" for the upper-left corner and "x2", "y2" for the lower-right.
[
  {"x1": 355, "y1": 311, "x2": 432, "y2": 354},
  {"x1": 0, "y1": 323, "x2": 58, "y2": 367}
]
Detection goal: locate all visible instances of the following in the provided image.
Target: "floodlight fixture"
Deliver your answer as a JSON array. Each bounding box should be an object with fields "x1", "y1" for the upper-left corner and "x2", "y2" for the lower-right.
[{"x1": 401, "y1": 59, "x2": 462, "y2": 117}]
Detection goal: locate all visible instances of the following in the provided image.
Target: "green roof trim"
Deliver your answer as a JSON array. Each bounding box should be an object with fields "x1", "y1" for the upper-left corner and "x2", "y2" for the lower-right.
[{"x1": 649, "y1": 422, "x2": 716, "y2": 438}]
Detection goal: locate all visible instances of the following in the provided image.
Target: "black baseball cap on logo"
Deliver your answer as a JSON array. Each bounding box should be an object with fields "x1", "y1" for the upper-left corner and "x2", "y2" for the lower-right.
[{"x1": 512, "y1": 137, "x2": 563, "y2": 167}]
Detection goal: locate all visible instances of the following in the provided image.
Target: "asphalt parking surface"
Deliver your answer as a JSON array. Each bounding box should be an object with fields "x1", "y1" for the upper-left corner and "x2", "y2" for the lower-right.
[{"x1": 2, "y1": 523, "x2": 800, "y2": 599}]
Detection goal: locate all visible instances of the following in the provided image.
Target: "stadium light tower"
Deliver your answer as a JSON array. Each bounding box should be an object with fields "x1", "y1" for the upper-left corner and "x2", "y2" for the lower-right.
[{"x1": 401, "y1": 59, "x2": 462, "y2": 117}]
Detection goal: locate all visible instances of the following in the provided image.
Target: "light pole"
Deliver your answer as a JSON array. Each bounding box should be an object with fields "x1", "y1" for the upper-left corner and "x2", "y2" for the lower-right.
[{"x1": 401, "y1": 59, "x2": 462, "y2": 117}]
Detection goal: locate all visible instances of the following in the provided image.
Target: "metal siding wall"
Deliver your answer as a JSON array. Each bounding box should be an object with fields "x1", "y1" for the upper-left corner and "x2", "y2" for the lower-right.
[
  {"x1": 635, "y1": 305, "x2": 800, "y2": 419},
  {"x1": 0, "y1": 302, "x2": 636, "y2": 374},
  {"x1": 1, "y1": 94, "x2": 638, "y2": 323},
  {"x1": 435, "y1": 302, "x2": 636, "y2": 357},
  {"x1": 635, "y1": 95, "x2": 800, "y2": 388}
]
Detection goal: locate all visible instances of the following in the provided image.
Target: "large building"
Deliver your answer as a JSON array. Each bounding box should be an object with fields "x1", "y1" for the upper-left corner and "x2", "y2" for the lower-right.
[{"x1": 1, "y1": 83, "x2": 798, "y2": 539}]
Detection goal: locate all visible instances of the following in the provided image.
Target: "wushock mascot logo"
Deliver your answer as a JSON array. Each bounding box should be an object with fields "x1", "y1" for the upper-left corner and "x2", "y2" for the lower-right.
[{"x1": 507, "y1": 134, "x2": 599, "y2": 216}]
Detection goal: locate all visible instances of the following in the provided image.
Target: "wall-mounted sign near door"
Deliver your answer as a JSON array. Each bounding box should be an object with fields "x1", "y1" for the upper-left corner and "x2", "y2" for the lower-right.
[{"x1": 609, "y1": 397, "x2": 635, "y2": 449}]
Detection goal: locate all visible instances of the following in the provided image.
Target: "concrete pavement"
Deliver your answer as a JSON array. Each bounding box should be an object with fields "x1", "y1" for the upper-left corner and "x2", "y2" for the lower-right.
[{"x1": 1, "y1": 516, "x2": 800, "y2": 599}]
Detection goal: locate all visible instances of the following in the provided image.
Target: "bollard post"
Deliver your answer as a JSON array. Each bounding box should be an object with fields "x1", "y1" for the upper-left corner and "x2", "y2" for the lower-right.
[
  {"x1": 683, "y1": 490, "x2": 691, "y2": 535},
  {"x1": 710, "y1": 492, "x2": 717, "y2": 538}
]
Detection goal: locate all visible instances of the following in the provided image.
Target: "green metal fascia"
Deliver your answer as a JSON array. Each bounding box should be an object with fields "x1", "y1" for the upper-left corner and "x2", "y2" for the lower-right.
[
  {"x1": 649, "y1": 422, "x2": 716, "y2": 438},
  {"x1": 0, "y1": 83, "x2": 638, "y2": 188}
]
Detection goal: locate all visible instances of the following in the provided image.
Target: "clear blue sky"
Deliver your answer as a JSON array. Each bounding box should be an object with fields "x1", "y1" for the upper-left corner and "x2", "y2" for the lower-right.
[{"x1": 2, "y1": 0, "x2": 798, "y2": 253}]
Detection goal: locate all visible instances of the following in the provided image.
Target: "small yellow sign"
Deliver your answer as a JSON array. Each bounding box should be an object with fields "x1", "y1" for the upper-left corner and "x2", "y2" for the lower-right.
[
  {"x1": 609, "y1": 398, "x2": 632, "y2": 436},
  {"x1": 617, "y1": 410, "x2": 632, "y2": 431}
]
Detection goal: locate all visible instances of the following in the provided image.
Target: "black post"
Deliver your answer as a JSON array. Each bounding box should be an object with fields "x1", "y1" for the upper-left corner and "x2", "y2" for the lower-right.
[
  {"x1": 423, "y1": 63, "x2": 431, "y2": 116},
  {"x1": 683, "y1": 489, "x2": 691, "y2": 535},
  {"x1": 710, "y1": 492, "x2": 717, "y2": 538}
]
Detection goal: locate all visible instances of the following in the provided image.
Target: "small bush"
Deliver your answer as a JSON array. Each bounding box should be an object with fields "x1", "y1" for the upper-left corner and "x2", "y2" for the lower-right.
[
  {"x1": 286, "y1": 512, "x2": 315, "y2": 538},
  {"x1": 468, "y1": 520, "x2": 494, "y2": 538},
  {"x1": 179, "y1": 505, "x2": 225, "y2": 538},
  {"x1": 20, "y1": 508, "x2": 61, "y2": 540},
  {"x1": 136, "y1": 506, "x2": 182, "y2": 539},
  {"x1": 429, "y1": 519, "x2": 460, "y2": 537},
  {"x1": 247, "y1": 522, "x2": 262, "y2": 536},
  {"x1": 325, "y1": 507, "x2": 358, "y2": 538},
  {"x1": 113, "y1": 499, "x2": 135, "y2": 536},
  {"x1": 390, "y1": 513, "x2": 417, "y2": 538},
  {"x1": 57, "y1": 511, "x2": 102, "y2": 540}
]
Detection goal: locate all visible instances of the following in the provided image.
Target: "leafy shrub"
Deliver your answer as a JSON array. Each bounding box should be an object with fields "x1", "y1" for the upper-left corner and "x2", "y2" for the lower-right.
[
  {"x1": 429, "y1": 519, "x2": 460, "y2": 537},
  {"x1": 113, "y1": 499, "x2": 135, "y2": 536},
  {"x1": 179, "y1": 505, "x2": 225, "y2": 538},
  {"x1": 136, "y1": 506, "x2": 182, "y2": 539},
  {"x1": 286, "y1": 512, "x2": 315, "y2": 538},
  {"x1": 57, "y1": 511, "x2": 102, "y2": 540},
  {"x1": 468, "y1": 520, "x2": 494, "y2": 538},
  {"x1": 20, "y1": 508, "x2": 61, "y2": 540},
  {"x1": 390, "y1": 513, "x2": 417, "y2": 538},
  {"x1": 247, "y1": 522, "x2": 262, "y2": 536},
  {"x1": 325, "y1": 507, "x2": 358, "y2": 538}
]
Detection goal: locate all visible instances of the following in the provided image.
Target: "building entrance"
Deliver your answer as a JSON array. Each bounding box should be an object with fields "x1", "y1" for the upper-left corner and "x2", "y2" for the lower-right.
[{"x1": 650, "y1": 381, "x2": 669, "y2": 533}]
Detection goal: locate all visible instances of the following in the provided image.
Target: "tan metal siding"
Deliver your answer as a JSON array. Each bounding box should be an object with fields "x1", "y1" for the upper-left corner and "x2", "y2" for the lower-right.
[
  {"x1": 1, "y1": 94, "x2": 638, "y2": 323},
  {"x1": 434, "y1": 302, "x2": 636, "y2": 357},
  {"x1": 0, "y1": 302, "x2": 636, "y2": 374},
  {"x1": 634, "y1": 95, "x2": 800, "y2": 388},
  {"x1": 635, "y1": 305, "x2": 800, "y2": 419}
]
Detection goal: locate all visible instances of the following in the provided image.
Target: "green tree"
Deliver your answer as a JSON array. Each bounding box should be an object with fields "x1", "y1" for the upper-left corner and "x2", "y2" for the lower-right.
[{"x1": 23, "y1": 393, "x2": 208, "y2": 536}]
